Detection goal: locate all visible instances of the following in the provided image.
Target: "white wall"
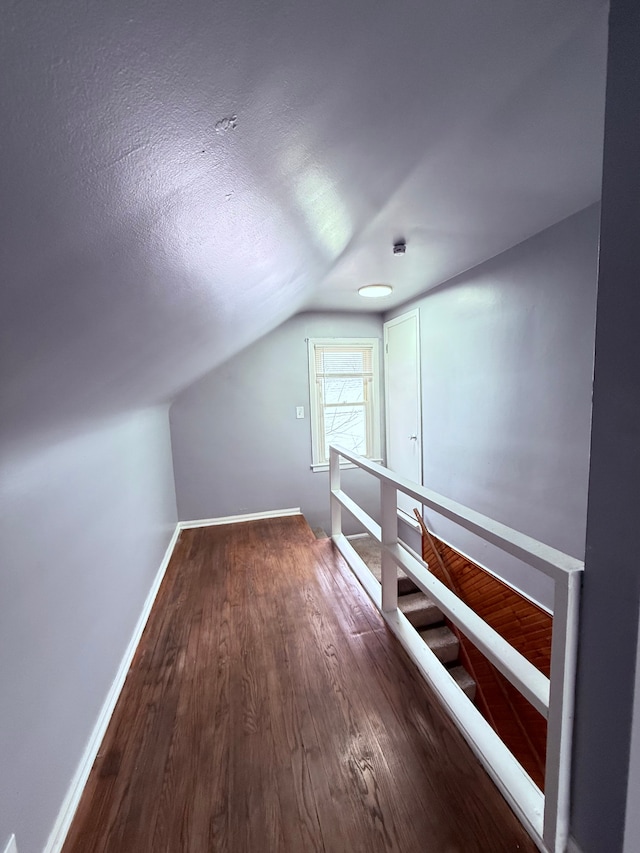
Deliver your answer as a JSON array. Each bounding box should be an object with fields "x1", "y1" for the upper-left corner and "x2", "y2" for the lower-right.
[
  {"x1": 624, "y1": 626, "x2": 640, "y2": 853},
  {"x1": 386, "y1": 205, "x2": 600, "y2": 609},
  {"x1": 0, "y1": 407, "x2": 177, "y2": 853},
  {"x1": 170, "y1": 312, "x2": 383, "y2": 534},
  {"x1": 573, "y1": 5, "x2": 640, "y2": 849}
]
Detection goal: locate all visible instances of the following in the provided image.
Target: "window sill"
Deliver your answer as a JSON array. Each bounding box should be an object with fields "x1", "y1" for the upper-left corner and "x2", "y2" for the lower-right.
[{"x1": 310, "y1": 458, "x2": 383, "y2": 473}]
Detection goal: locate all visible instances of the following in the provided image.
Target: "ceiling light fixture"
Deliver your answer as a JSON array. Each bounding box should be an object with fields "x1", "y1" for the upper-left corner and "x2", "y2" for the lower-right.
[{"x1": 358, "y1": 284, "x2": 393, "y2": 298}]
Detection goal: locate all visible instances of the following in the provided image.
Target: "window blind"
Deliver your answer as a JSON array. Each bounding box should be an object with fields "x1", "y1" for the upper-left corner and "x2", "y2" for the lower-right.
[{"x1": 308, "y1": 340, "x2": 379, "y2": 467}]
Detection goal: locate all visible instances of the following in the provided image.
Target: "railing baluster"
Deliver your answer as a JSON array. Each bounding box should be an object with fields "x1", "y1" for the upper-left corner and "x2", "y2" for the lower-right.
[
  {"x1": 543, "y1": 571, "x2": 581, "y2": 852},
  {"x1": 380, "y1": 480, "x2": 398, "y2": 612},
  {"x1": 330, "y1": 447, "x2": 342, "y2": 537}
]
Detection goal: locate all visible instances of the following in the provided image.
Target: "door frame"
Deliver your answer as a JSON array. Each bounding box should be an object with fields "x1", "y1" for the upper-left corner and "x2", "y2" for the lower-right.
[{"x1": 383, "y1": 308, "x2": 423, "y2": 526}]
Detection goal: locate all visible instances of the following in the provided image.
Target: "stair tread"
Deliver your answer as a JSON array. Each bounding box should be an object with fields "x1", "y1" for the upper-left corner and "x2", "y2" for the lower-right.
[
  {"x1": 398, "y1": 592, "x2": 443, "y2": 627},
  {"x1": 349, "y1": 536, "x2": 419, "y2": 594},
  {"x1": 419, "y1": 625, "x2": 460, "y2": 664},
  {"x1": 398, "y1": 575, "x2": 418, "y2": 594},
  {"x1": 399, "y1": 590, "x2": 438, "y2": 610},
  {"x1": 369, "y1": 561, "x2": 416, "y2": 583},
  {"x1": 449, "y1": 665, "x2": 477, "y2": 701}
]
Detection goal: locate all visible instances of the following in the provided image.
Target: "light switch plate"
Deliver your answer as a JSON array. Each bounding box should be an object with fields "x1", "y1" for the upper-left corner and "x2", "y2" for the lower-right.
[
  {"x1": 3, "y1": 834, "x2": 17, "y2": 853},
  {"x1": 296, "y1": 406, "x2": 304, "y2": 419}
]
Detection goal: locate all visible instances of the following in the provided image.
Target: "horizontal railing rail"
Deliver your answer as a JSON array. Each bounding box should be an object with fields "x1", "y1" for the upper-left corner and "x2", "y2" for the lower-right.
[
  {"x1": 332, "y1": 444, "x2": 583, "y2": 581},
  {"x1": 329, "y1": 444, "x2": 583, "y2": 853},
  {"x1": 331, "y1": 487, "x2": 549, "y2": 715}
]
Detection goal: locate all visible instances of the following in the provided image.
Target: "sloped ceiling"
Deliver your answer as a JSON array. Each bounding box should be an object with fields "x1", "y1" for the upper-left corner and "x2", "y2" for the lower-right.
[{"x1": 0, "y1": 0, "x2": 608, "y2": 446}]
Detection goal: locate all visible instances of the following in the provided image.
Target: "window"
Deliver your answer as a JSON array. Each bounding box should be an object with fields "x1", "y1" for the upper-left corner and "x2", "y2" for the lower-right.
[{"x1": 308, "y1": 338, "x2": 381, "y2": 470}]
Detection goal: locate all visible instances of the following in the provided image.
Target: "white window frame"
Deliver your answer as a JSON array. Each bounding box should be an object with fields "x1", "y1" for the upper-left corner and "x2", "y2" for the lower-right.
[{"x1": 307, "y1": 337, "x2": 382, "y2": 472}]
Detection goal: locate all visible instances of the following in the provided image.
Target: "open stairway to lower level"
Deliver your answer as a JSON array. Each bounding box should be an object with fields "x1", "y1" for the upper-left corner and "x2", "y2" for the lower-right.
[
  {"x1": 346, "y1": 534, "x2": 477, "y2": 701},
  {"x1": 346, "y1": 527, "x2": 551, "y2": 793}
]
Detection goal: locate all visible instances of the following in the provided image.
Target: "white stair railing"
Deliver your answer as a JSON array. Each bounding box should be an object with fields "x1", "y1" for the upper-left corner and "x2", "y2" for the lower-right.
[{"x1": 329, "y1": 444, "x2": 583, "y2": 853}]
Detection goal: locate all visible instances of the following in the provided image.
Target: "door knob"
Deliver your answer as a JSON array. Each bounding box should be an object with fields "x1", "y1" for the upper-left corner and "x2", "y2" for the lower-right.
[{"x1": 409, "y1": 434, "x2": 418, "y2": 441}]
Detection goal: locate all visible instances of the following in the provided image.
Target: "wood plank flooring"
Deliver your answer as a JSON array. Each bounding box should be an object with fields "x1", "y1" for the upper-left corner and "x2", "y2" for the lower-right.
[{"x1": 62, "y1": 515, "x2": 537, "y2": 853}]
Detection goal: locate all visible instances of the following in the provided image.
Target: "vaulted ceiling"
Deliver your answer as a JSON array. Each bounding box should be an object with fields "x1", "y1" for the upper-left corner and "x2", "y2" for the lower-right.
[{"x1": 0, "y1": 0, "x2": 608, "y2": 446}]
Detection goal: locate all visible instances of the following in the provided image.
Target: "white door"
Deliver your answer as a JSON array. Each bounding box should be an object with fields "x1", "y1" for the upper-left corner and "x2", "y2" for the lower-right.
[{"x1": 384, "y1": 310, "x2": 422, "y2": 519}]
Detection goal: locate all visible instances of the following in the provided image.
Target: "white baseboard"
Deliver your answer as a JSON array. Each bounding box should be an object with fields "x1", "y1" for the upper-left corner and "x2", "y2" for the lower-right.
[
  {"x1": 43, "y1": 523, "x2": 181, "y2": 853},
  {"x1": 178, "y1": 507, "x2": 301, "y2": 529}
]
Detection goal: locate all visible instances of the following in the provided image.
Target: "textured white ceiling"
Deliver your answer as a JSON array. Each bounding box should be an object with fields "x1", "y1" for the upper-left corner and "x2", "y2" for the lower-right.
[{"x1": 0, "y1": 0, "x2": 608, "y2": 444}]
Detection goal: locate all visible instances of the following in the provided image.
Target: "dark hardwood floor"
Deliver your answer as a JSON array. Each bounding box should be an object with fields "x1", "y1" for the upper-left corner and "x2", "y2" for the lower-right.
[{"x1": 62, "y1": 515, "x2": 537, "y2": 852}]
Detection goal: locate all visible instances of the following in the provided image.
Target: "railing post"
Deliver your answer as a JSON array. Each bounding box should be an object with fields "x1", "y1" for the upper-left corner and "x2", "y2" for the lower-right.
[
  {"x1": 543, "y1": 571, "x2": 581, "y2": 853},
  {"x1": 330, "y1": 446, "x2": 342, "y2": 537},
  {"x1": 380, "y1": 480, "x2": 398, "y2": 612}
]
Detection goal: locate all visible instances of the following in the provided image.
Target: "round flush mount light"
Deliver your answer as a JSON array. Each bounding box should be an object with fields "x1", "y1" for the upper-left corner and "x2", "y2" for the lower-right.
[{"x1": 358, "y1": 284, "x2": 393, "y2": 298}]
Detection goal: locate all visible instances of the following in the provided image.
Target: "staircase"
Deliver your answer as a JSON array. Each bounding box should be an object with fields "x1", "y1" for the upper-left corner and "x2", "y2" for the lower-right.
[
  {"x1": 348, "y1": 536, "x2": 476, "y2": 701},
  {"x1": 413, "y1": 515, "x2": 552, "y2": 791}
]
